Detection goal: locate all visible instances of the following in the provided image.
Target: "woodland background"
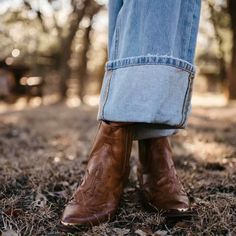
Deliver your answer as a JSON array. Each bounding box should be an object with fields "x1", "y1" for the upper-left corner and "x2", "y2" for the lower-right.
[
  {"x1": 0, "y1": 0, "x2": 235, "y2": 103},
  {"x1": 0, "y1": 0, "x2": 236, "y2": 235}
]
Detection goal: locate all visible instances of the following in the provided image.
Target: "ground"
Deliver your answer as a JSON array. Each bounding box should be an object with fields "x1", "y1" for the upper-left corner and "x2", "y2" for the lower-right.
[{"x1": 0, "y1": 96, "x2": 236, "y2": 236}]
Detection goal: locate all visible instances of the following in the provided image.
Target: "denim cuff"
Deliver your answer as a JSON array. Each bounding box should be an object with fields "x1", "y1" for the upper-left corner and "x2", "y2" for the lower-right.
[{"x1": 97, "y1": 55, "x2": 195, "y2": 129}]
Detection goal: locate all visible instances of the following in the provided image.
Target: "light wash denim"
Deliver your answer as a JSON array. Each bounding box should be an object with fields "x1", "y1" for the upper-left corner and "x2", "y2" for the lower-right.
[{"x1": 97, "y1": 0, "x2": 201, "y2": 140}]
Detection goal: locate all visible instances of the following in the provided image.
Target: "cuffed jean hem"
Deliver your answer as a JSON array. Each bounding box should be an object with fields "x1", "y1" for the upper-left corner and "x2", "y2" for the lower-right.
[{"x1": 97, "y1": 55, "x2": 195, "y2": 138}]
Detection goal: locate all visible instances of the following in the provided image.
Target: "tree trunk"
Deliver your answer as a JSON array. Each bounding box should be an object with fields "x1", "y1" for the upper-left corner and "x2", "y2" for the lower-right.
[
  {"x1": 78, "y1": 23, "x2": 92, "y2": 103},
  {"x1": 58, "y1": 0, "x2": 90, "y2": 101},
  {"x1": 228, "y1": 0, "x2": 236, "y2": 99},
  {"x1": 77, "y1": 2, "x2": 102, "y2": 102},
  {"x1": 208, "y1": 2, "x2": 227, "y2": 90},
  {"x1": 59, "y1": 38, "x2": 73, "y2": 99}
]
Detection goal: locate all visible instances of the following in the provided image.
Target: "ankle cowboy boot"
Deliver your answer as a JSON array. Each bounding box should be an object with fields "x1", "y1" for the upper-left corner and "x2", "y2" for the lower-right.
[
  {"x1": 61, "y1": 121, "x2": 133, "y2": 226},
  {"x1": 138, "y1": 137, "x2": 190, "y2": 214}
]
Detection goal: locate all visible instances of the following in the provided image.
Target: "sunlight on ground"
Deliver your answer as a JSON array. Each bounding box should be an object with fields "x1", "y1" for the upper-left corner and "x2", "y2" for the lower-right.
[
  {"x1": 0, "y1": 93, "x2": 232, "y2": 114},
  {"x1": 0, "y1": 95, "x2": 59, "y2": 113},
  {"x1": 192, "y1": 93, "x2": 228, "y2": 107},
  {"x1": 65, "y1": 95, "x2": 100, "y2": 107},
  {"x1": 66, "y1": 97, "x2": 81, "y2": 107}
]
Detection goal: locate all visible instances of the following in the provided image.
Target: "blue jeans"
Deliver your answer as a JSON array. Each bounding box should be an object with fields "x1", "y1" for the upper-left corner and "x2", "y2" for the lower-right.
[{"x1": 97, "y1": 0, "x2": 201, "y2": 140}]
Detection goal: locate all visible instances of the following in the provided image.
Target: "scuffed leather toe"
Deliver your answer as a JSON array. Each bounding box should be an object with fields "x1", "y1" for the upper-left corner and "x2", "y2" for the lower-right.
[{"x1": 61, "y1": 201, "x2": 117, "y2": 226}]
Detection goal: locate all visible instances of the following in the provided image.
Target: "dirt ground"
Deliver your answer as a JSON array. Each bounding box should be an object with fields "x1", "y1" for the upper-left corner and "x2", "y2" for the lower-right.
[{"x1": 0, "y1": 98, "x2": 236, "y2": 236}]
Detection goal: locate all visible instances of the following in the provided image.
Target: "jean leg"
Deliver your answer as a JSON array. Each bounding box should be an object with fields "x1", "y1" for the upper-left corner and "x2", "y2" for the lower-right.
[
  {"x1": 98, "y1": 0, "x2": 201, "y2": 140},
  {"x1": 108, "y1": 0, "x2": 123, "y2": 59}
]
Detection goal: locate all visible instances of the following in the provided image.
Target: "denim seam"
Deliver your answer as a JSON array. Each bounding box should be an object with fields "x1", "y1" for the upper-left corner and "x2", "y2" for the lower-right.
[
  {"x1": 182, "y1": 0, "x2": 194, "y2": 61},
  {"x1": 105, "y1": 56, "x2": 195, "y2": 75},
  {"x1": 188, "y1": 1, "x2": 199, "y2": 61},
  {"x1": 177, "y1": 73, "x2": 192, "y2": 128},
  {"x1": 180, "y1": 74, "x2": 191, "y2": 127},
  {"x1": 183, "y1": 74, "x2": 194, "y2": 125},
  {"x1": 113, "y1": 4, "x2": 124, "y2": 60},
  {"x1": 108, "y1": 62, "x2": 195, "y2": 75},
  {"x1": 109, "y1": 3, "x2": 123, "y2": 60},
  {"x1": 186, "y1": 0, "x2": 196, "y2": 62},
  {"x1": 101, "y1": 71, "x2": 113, "y2": 119}
]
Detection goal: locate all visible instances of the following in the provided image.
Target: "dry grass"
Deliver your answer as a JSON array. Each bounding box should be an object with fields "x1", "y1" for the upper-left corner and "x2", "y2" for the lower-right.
[{"x1": 0, "y1": 102, "x2": 236, "y2": 235}]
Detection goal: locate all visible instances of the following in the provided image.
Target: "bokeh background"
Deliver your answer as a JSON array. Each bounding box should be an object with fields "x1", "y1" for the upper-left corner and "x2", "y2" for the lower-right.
[
  {"x1": 0, "y1": 0, "x2": 235, "y2": 107},
  {"x1": 0, "y1": 1, "x2": 236, "y2": 235}
]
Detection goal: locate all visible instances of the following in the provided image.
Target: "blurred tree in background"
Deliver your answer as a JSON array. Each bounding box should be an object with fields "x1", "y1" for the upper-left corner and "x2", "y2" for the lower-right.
[
  {"x1": 0, "y1": 0, "x2": 106, "y2": 103},
  {"x1": 227, "y1": 0, "x2": 236, "y2": 99},
  {"x1": 198, "y1": 0, "x2": 236, "y2": 98},
  {"x1": 0, "y1": 0, "x2": 236, "y2": 104}
]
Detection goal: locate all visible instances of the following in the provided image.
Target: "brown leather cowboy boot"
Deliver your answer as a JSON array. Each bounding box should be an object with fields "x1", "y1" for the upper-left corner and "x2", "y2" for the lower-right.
[
  {"x1": 138, "y1": 137, "x2": 190, "y2": 214},
  {"x1": 61, "y1": 121, "x2": 133, "y2": 226}
]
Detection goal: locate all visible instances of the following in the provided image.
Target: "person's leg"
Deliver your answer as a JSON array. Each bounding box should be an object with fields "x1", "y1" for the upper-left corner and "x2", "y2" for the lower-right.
[
  {"x1": 61, "y1": 1, "x2": 134, "y2": 226},
  {"x1": 97, "y1": 0, "x2": 201, "y2": 213},
  {"x1": 98, "y1": 0, "x2": 201, "y2": 137},
  {"x1": 61, "y1": 121, "x2": 133, "y2": 226},
  {"x1": 61, "y1": 0, "x2": 201, "y2": 226},
  {"x1": 107, "y1": 0, "x2": 124, "y2": 59}
]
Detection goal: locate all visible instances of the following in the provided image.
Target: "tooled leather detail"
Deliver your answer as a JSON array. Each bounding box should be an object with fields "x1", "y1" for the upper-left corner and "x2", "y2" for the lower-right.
[{"x1": 61, "y1": 121, "x2": 133, "y2": 225}]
